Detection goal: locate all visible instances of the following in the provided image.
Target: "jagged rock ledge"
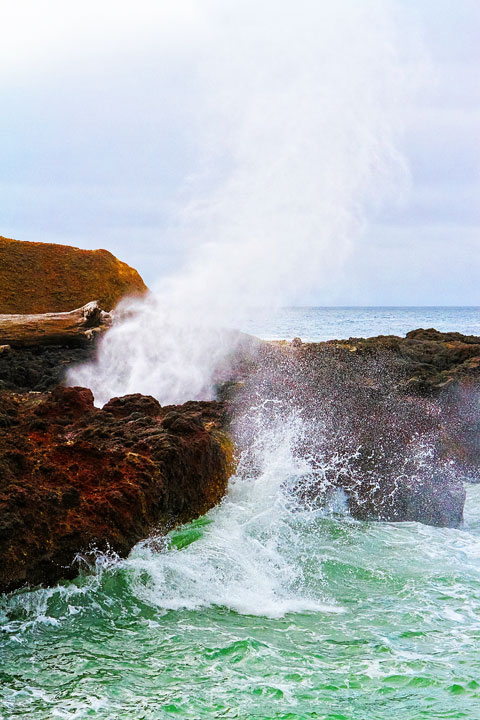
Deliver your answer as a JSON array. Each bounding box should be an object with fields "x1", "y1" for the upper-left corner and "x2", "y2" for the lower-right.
[
  {"x1": 286, "y1": 327, "x2": 480, "y2": 394},
  {"x1": 0, "y1": 298, "x2": 237, "y2": 593},
  {"x1": 1, "y1": 323, "x2": 480, "y2": 592},
  {"x1": 0, "y1": 386, "x2": 235, "y2": 593}
]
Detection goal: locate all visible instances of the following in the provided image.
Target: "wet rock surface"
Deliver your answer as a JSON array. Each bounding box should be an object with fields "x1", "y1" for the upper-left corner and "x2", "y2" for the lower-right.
[
  {"x1": 1, "y1": 326, "x2": 479, "y2": 592},
  {"x1": 0, "y1": 386, "x2": 234, "y2": 593},
  {"x1": 322, "y1": 327, "x2": 480, "y2": 394},
  {"x1": 227, "y1": 329, "x2": 480, "y2": 529}
]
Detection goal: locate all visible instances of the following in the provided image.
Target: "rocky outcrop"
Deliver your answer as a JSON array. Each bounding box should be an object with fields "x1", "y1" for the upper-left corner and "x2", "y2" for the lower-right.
[
  {"x1": 227, "y1": 330, "x2": 480, "y2": 529},
  {"x1": 0, "y1": 386, "x2": 235, "y2": 593},
  {"x1": 0, "y1": 236, "x2": 147, "y2": 313},
  {"x1": 301, "y1": 329, "x2": 480, "y2": 489},
  {"x1": 1, "y1": 325, "x2": 478, "y2": 594},
  {"x1": 322, "y1": 327, "x2": 480, "y2": 394},
  {"x1": 0, "y1": 344, "x2": 94, "y2": 393}
]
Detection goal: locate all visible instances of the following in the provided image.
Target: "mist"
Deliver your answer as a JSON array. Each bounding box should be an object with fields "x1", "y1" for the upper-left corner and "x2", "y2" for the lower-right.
[{"x1": 69, "y1": 0, "x2": 425, "y2": 406}]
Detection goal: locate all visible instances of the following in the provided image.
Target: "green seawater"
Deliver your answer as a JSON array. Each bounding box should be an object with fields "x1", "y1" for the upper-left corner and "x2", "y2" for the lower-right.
[{"x1": 2, "y1": 484, "x2": 480, "y2": 720}]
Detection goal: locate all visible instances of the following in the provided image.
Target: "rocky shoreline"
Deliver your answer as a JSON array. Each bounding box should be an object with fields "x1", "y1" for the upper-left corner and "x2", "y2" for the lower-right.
[
  {"x1": 230, "y1": 332, "x2": 478, "y2": 528},
  {"x1": 1, "y1": 322, "x2": 479, "y2": 592},
  {"x1": 0, "y1": 239, "x2": 234, "y2": 593},
  {"x1": 1, "y1": 241, "x2": 479, "y2": 592}
]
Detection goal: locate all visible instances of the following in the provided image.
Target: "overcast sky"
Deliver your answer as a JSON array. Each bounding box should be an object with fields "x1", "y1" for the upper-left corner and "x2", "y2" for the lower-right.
[{"x1": 1, "y1": 0, "x2": 479, "y2": 305}]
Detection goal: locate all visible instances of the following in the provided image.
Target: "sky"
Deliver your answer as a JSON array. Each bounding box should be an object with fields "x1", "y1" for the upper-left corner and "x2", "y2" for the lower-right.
[{"x1": 1, "y1": 0, "x2": 479, "y2": 306}]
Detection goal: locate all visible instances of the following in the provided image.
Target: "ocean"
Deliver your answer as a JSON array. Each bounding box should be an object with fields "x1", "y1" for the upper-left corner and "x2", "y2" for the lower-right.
[
  {"x1": 240, "y1": 306, "x2": 480, "y2": 342},
  {"x1": 2, "y1": 307, "x2": 480, "y2": 720}
]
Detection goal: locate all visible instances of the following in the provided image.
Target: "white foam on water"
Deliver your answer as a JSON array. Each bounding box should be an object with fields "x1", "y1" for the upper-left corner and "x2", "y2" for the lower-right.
[{"x1": 126, "y1": 409, "x2": 346, "y2": 617}]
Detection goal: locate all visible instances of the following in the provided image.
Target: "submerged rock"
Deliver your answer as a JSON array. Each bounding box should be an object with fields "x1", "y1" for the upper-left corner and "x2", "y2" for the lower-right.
[
  {"x1": 0, "y1": 235, "x2": 147, "y2": 313},
  {"x1": 0, "y1": 386, "x2": 235, "y2": 593}
]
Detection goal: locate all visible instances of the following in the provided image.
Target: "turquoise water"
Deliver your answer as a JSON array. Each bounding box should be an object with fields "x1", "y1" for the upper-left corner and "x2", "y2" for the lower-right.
[
  {"x1": 2, "y1": 308, "x2": 480, "y2": 719},
  {"x1": 2, "y1": 485, "x2": 480, "y2": 719}
]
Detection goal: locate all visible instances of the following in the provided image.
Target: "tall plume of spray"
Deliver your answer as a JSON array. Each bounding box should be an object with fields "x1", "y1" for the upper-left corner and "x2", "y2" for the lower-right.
[{"x1": 69, "y1": 0, "x2": 424, "y2": 406}]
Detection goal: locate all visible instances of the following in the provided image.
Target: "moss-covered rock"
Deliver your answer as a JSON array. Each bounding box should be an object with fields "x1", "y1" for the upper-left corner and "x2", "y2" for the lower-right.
[{"x1": 0, "y1": 235, "x2": 147, "y2": 313}]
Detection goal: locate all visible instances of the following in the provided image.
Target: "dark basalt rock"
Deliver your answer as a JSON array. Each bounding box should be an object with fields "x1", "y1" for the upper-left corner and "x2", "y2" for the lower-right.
[
  {"x1": 0, "y1": 386, "x2": 235, "y2": 593},
  {"x1": 323, "y1": 327, "x2": 480, "y2": 394},
  {"x1": 355, "y1": 472, "x2": 466, "y2": 528},
  {"x1": 0, "y1": 344, "x2": 94, "y2": 392},
  {"x1": 103, "y1": 393, "x2": 162, "y2": 418},
  {"x1": 227, "y1": 331, "x2": 479, "y2": 529}
]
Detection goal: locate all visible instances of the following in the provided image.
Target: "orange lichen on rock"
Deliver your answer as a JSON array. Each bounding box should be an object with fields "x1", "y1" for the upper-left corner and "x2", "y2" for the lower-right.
[{"x1": 0, "y1": 235, "x2": 148, "y2": 313}]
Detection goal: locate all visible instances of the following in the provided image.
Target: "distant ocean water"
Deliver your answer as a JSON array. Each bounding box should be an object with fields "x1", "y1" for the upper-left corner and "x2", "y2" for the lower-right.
[{"x1": 240, "y1": 306, "x2": 480, "y2": 342}]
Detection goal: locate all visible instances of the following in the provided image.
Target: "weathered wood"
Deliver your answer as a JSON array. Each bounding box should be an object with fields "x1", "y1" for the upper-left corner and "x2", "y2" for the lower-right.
[{"x1": 0, "y1": 301, "x2": 112, "y2": 347}]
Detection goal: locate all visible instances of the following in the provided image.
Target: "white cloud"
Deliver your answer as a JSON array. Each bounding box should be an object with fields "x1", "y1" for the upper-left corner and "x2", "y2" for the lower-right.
[{"x1": 0, "y1": 0, "x2": 479, "y2": 304}]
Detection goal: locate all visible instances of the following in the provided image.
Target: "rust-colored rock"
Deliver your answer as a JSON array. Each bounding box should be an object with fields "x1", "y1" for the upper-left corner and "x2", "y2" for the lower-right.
[
  {"x1": 0, "y1": 387, "x2": 235, "y2": 593},
  {"x1": 0, "y1": 236, "x2": 148, "y2": 313}
]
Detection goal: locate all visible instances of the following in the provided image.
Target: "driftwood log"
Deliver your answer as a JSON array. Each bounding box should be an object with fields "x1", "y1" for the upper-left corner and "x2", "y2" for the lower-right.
[{"x1": 0, "y1": 301, "x2": 112, "y2": 347}]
